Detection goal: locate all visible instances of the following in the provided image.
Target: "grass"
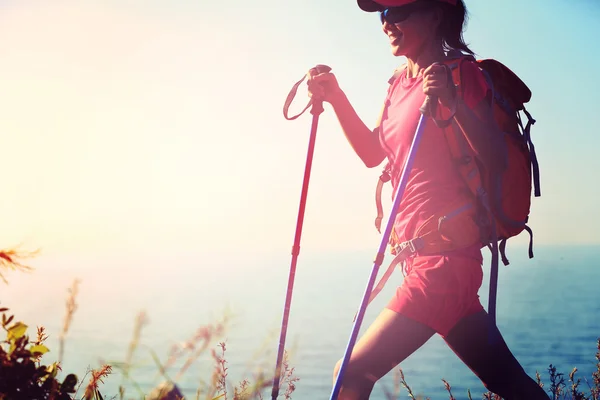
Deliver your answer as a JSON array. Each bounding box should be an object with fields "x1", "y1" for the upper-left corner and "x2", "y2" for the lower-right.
[
  {"x1": 1, "y1": 247, "x2": 599, "y2": 399},
  {"x1": 379, "y1": 359, "x2": 600, "y2": 400}
]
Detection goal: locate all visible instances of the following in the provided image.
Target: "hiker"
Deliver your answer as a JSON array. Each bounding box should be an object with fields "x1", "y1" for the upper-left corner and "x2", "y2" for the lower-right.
[{"x1": 307, "y1": 0, "x2": 549, "y2": 399}]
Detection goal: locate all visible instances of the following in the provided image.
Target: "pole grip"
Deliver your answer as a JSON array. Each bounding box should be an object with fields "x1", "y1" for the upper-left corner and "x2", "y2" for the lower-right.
[
  {"x1": 309, "y1": 65, "x2": 332, "y2": 116},
  {"x1": 419, "y1": 61, "x2": 448, "y2": 116},
  {"x1": 311, "y1": 64, "x2": 332, "y2": 75},
  {"x1": 419, "y1": 95, "x2": 437, "y2": 116}
]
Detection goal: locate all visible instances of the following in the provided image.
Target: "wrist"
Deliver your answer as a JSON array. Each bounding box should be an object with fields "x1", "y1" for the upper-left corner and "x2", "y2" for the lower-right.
[{"x1": 328, "y1": 88, "x2": 347, "y2": 106}]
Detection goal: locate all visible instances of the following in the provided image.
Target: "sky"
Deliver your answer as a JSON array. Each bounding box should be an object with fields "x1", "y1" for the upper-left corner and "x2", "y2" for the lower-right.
[{"x1": 0, "y1": 0, "x2": 599, "y2": 267}]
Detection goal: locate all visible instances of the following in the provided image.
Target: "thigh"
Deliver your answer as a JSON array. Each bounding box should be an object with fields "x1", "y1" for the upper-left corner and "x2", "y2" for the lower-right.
[
  {"x1": 336, "y1": 308, "x2": 436, "y2": 386},
  {"x1": 387, "y1": 251, "x2": 484, "y2": 336},
  {"x1": 442, "y1": 310, "x2": 527, "y2": 386}
]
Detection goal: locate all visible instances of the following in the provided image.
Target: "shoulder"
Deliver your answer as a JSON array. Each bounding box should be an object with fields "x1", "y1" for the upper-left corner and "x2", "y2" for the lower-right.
[{"x1": 387, "y1": 64, "x2": 407, "y2": 85}]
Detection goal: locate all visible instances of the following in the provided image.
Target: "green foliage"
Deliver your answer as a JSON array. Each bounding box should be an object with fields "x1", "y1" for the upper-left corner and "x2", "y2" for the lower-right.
[{"x1": 0, "y1": 305, "x2": 78, "y2": 400}]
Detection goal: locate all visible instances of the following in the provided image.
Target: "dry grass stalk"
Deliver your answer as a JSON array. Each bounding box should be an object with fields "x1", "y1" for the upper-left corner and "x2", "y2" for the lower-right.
[
  {"x1": 0, "y1": 247, "x2": 37, "y2": 283},
  {"x1": 83, "y1": 364, "x2": 112, "y2": 400},
  {"x1": 58, "y1": 278, "x2": 80, "y2": 365}
]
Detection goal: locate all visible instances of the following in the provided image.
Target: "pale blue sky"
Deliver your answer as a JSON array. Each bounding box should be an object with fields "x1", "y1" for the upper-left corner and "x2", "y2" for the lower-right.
[{"x1": 0, "y1": 0, "x2": 598, "y2": 264}]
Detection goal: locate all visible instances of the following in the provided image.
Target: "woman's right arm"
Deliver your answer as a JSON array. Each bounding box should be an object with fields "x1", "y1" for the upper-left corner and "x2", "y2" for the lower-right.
[{"x1": 308, "y1": 70, "x2": 386, "y2": 168}]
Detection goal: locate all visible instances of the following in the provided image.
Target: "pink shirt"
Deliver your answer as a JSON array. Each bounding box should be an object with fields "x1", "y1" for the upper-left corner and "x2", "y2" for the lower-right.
[{"x1": 378, "y1": 59, "x2": 490, "y2": 243}]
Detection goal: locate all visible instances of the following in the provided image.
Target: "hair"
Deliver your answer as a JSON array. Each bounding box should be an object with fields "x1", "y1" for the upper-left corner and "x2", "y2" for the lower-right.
[{"x1": 429, "y1": 0, "x2": 475, "y2": 56}]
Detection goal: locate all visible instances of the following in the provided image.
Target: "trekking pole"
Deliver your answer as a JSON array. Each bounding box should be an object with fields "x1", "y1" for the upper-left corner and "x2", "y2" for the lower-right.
[
  {"x1": 330, "y1": 93, "x2": 438, "y2": 400},
  {"x1": 271, "y1": 64, "x2": 332, "y2": 400}
]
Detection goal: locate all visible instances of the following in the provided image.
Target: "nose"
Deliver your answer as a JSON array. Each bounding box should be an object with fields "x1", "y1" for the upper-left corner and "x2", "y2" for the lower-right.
[{"x1": 382, "y1": 19, "x2": 398, "y2": 34}]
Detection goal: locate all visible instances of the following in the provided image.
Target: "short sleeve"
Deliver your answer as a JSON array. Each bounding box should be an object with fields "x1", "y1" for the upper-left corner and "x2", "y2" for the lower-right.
[{"x1": 459, "y1": 60, "x2": 491, "y2": 109}]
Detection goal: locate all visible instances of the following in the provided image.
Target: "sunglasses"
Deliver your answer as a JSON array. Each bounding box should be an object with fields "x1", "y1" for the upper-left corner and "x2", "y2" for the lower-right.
[{"x1": 379, "y1": 3, "x2": 429, "y2": 25}]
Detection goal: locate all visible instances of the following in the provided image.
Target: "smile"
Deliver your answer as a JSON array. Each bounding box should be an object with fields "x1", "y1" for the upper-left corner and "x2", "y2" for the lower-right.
[{"x1": 389, "y1": 34, "x2": 403, "y2": 44}]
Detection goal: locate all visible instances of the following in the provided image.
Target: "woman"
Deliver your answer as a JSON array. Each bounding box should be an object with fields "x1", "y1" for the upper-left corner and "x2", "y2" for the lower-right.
[{"x1": 307, "y1": 0, "x2": 549, "y2": 399}]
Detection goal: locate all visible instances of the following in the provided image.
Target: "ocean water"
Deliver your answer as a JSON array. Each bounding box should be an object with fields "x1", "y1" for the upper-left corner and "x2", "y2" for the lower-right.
[{"x1": 2, "y1": 244, "x2": 599, "y2": 399}]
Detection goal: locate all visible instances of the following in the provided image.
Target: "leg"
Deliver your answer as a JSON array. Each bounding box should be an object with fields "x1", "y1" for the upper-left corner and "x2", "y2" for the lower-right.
[
  {"x1": 443, "y1": 310, "x2": 550, "y2": 400},
  {"x1": 332, "y1": 308, "x2": 435, "y2": 400}
]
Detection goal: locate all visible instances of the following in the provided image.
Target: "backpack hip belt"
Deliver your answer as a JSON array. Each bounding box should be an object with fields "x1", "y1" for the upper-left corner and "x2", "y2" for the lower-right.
[{"x1": 365, "y1": 197, "x2": 483, "y2": 310}]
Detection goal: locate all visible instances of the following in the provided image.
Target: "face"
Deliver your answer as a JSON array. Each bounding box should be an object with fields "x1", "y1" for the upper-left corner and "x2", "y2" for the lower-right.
[{"x1": 380, "y1": 3, "x2": 442, "y2": 58}]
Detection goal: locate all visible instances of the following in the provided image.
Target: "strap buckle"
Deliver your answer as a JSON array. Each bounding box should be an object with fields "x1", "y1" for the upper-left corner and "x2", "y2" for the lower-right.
[{"x1": 394, "y1": 237, "x2": 424, "y2": 256}]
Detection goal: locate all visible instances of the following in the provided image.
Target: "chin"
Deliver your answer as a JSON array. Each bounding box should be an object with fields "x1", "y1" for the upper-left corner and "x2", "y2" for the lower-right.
[{"x1": 390, "y1": 46, "x2": 406, "y2": 57}]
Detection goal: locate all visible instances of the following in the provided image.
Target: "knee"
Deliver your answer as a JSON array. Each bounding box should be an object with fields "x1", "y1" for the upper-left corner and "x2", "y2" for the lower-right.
[
  {"x1": 481, "y1": 371, "x2": 550, "y2": 400},
  {"x1": 479, "y1": 368, "x2": 542, "y2": 400},
  {"x1": 332, "y1": 358, "x2": 377, "y2": 399},
  {"x1": 333, "y1": 360, "x2": 343, "y2": 380},
  {"x1": 332, "y1": 359, "x2": 346, "y2": 386},
  {"x1": 480, "y1": 377, "x2": 507, "y2": 398},
  {"x1": 333, "y1": 359, "x2": 342, "y2": 380},
  {"x1": 477, "y1": 366, "x2": 517, "y2": 396}
]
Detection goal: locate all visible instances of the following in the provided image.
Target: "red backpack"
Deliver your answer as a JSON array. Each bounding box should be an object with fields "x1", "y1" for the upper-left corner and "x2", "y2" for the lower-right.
[{"x1": 373, "y1": 54, "x2": 541, "y2": 321}]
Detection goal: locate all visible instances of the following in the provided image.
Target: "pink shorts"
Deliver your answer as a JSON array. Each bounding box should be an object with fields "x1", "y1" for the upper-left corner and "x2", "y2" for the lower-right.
[{"x1": 386, "y1": 245, "x2": 485, "y2": 337}]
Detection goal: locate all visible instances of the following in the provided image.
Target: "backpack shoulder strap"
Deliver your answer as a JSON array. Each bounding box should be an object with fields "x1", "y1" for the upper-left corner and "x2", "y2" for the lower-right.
[
  {"x1": 374, "y1": 64, "x2": 407, "y2": 232},
  {"x1": 439, "y1": 56, "x2": 487, "y2": 201},
  {"x1": 388, "y1": 63, "x2": 407, "y2": 85}
]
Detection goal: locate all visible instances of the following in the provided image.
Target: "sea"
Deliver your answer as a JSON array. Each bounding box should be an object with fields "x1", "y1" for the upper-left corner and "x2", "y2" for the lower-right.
[{"x1": 1, "y1": 244, "x2": 599, "y2": 399}]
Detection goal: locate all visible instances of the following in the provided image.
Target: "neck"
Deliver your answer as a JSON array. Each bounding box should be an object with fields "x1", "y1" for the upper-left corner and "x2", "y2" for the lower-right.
[{"x1": 405, "y1": 43, "x2": 446, "y2": 78}]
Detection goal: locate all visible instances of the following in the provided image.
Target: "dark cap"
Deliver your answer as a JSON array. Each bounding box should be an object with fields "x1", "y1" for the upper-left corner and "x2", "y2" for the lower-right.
[{"x1": 357, "y1": 0, "x2": 457, "y2": 12}]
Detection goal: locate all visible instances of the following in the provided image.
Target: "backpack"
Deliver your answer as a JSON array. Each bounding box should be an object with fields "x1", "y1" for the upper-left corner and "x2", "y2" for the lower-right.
[{"x1": 371, "y1": 53, "x2": 541, "y2": 323}]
